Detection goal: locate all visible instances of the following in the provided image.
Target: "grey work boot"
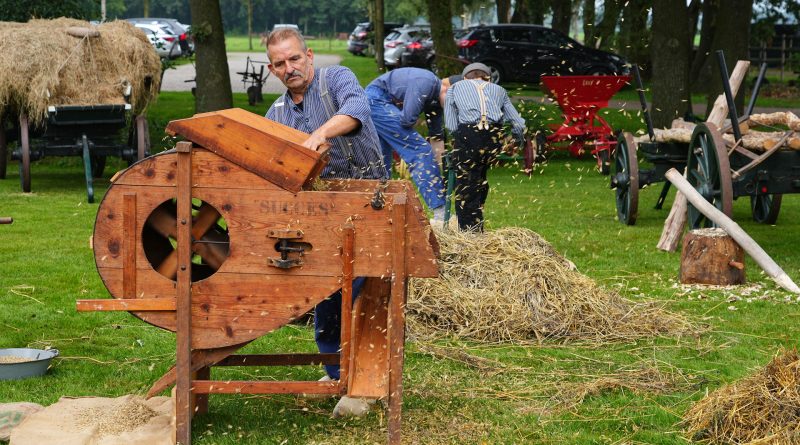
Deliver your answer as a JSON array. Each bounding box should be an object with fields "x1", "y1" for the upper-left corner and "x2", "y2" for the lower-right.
[{"x1": 332, "y1": 396, "x2": 376, "y2": 419}]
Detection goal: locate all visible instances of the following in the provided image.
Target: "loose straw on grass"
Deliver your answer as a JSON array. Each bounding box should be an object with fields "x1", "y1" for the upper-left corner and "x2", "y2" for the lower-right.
[
  {"x1": 408, "y1": 227, "x2": 698, "y2": 343},
  {"x1": 683, "y1": 349, "x2": 800, "y2": 444}
]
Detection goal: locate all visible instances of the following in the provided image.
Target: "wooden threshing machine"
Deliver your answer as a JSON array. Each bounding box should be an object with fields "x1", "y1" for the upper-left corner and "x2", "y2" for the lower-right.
[{"x1": 77, "y1": 108, "x2": 439, "y2": 444}]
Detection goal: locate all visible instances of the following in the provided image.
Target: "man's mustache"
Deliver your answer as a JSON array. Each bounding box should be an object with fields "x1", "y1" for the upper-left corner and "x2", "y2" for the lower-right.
[{"x1": 284, "y1": 70, "x2": 304, "y2": 81}]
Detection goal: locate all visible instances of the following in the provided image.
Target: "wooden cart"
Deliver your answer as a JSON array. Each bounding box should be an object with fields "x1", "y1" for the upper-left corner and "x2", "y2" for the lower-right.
[
  {"x1": 77, "y1": 108, "x2": 438, "y2": 445},
  {"x1": 0, "y1": 104, "x2": 149, "y2": 203}
]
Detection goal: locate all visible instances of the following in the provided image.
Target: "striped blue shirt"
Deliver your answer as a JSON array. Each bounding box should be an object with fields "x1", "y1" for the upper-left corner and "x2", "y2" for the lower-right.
[
  {"x1": 266, "y1": 66, "x2": 387, "y2": 179},
  {"x1": 445, "y1": 79, "x2": 527, "y2": 145}
]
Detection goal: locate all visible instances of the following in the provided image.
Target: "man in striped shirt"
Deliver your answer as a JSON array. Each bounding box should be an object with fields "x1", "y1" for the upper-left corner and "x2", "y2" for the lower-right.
[
  {"x1": 265, "y1": 28, "x2": 385, "y2": 418},
  {"x1": 445, "y1": 63, "x2": 526, "y2": 232}
]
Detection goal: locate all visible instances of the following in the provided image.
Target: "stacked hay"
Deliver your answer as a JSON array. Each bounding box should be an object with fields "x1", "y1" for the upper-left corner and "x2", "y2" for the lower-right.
[
  {"x1": 683, "y1": 349, "x2": 800, "y2": 444},
  {"x1": 0, "y1": 18, "x2": 161, "y2": 126},
  {"x1": 408, "y1": 227, "x2": 696, "y2": 342}
]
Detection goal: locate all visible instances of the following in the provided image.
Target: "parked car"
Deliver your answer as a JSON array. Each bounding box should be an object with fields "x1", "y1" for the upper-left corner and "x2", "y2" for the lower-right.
[
  {"x1": 347, "y1": 21, "x2": 403, "y2": 56},
  {"x1": 384, "y1": 26, "x2": 431, "y2": 69},
  {"x1": 133, "y1": 23, "x2": 182, "y2": 59},
  {"x1": 456, "y1": 24, "x2": 629, "y2": 83},
  {"x1": 399, "y1": 29, "x2": 469, "y2": 73},
  {"x1": 127, "y1": 18, "x2": 193, "y2": 56}
]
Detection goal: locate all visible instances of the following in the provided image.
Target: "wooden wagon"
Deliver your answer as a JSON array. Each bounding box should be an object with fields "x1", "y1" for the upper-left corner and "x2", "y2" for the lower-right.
[{"x1": 77, "y1": 108, "x2": 438, "y2": 445}]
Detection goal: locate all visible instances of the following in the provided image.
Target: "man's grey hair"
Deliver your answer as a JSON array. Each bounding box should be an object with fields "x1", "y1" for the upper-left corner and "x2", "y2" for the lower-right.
[{"x1": 266, "y1": 27, "x2": 308, "y2": 52}]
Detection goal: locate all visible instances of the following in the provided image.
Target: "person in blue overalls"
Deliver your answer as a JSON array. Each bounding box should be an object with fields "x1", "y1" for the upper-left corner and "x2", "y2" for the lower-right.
[
  {"x1": 265, "y1": 27, "x2": 386, "y2": 418},
  {"x1": 365, "y1": 68, "x2": 461, "y2": 225}
]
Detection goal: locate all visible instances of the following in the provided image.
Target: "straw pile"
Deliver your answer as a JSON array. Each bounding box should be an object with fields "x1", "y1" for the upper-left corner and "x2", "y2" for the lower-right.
[
  {"x1": 683, "y1": 349, "x2": 800, "y2": 444},
  {"x1": 408, "y1": 227, "x2": 696, "y2": 342},
  {"x1": 0, "y1": 18, "x2": 161, "y2": 126}
]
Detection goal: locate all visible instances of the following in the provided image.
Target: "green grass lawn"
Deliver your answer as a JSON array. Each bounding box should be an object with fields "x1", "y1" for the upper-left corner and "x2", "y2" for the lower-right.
[{"x1": 2, "y1": 77, "x2": 800, "y2": 443}]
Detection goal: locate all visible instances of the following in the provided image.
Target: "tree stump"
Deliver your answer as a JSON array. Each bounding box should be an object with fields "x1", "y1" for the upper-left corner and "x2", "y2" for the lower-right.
[{"x1": 680, "y1": 228, "x2": 745, "y2": 285}]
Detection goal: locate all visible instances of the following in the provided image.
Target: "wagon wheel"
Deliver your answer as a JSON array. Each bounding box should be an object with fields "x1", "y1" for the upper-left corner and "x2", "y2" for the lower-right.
[
  {"x1": 0, "y1": 113, "x2": 7, "y2": 180},
  {"x1": 18, "y1": 114, "x2": 30, "y2": 193},
  {"x1": 142, "y1": 199, "x2": 230, "y2": 282},
  {"x1": 751, "y1": 193, "x2": 782, "y2": 224},
  {"x1": 135, "y1": 114, "x2": 149, "y2": 163},
  {"x1": 686, "y1": 123, "x2": 732, "y2": 229},
  {"x1": 522, "y1": 137, "x2": 534, "y2": 176},
  {"x1": 91, "y1": 155, "x2": 106, "y2": 178},
  {"x1": 612, "y1": 132, "x2": 639, "y2": 225}
]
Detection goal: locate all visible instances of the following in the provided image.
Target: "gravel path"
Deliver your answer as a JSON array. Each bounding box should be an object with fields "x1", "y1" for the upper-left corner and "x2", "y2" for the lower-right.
[{"x1": 160, "y1": 52, "x2": 342, "y2": 94}]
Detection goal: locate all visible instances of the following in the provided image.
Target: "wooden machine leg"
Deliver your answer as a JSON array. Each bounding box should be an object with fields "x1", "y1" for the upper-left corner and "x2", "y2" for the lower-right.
[
  {"x1": 175, "y1": 141, "x2": 193, "y2": 445},
  {"x1": 339, "y1": 224, "x2": 355, "y2": 391},
  {"x1": 192, "y1": 367, "x2": 210, "y2": 416},
  {"x1": 388, "y1": 195, "x2": 408, "y2": 444}
]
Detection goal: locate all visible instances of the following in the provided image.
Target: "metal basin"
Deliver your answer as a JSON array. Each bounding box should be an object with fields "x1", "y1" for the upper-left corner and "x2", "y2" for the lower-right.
[{"x1": 0, "y1": 348, "x2": 59, "y2": 380}]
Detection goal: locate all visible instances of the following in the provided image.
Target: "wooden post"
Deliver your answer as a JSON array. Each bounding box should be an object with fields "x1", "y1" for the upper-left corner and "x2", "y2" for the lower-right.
[
  {"x1": 657, "y1": 60, "x2": 750, "y2": 252},
  {"x1": 339, "y1": 224, "x2": 355, "y2": 392},
  {"x1": 387, "y1": 195, "x2": 408, "y2": 444},
  {"x1": 123, "y1": 193, "x2": 137, "y2": 299},
  {"x1": 665, "y1": 168, "x2": 800, "y2": 293},
  {"x1": 175, "y1": 141, "x2": 193, "y2": 445}
]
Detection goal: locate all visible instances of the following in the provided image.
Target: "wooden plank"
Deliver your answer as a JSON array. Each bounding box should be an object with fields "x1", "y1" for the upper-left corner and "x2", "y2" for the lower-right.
[
  {"x1": 175, "y1": 141, "x2": 193, "y2": 445},
  {"x1": 387, "y1": 194, "x2": 408, "y2": 445},
  {"x1": 348, "y1": 277, "x2": 390, "y2": 398},
  {"x1": 147, "y1": 342, "x2": 251, "y2": 398},
  {"x1": 192, "y1": 367, "x2": 210, "y2": 416},
  {"x1": 165, "y1": 109, "x2": 329, "y2": 193},
  {"x1": 215, "y1": 353, "x2": 340, "y2": 367},
  {"x1": 192, "y1": 380, "x2": 340, "y2": 395},
  {"x1": 76, "y1": 298, "x2": 176, "y2": 311},
  {"x1": 339, "y1": 224, "x2": 355, "y2": 393},
  {"x1": 123, "y1": 194, "x2": 137, "y2": 298}
]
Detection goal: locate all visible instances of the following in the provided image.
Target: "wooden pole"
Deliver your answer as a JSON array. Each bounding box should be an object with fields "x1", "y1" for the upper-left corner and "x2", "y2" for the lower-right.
[
  {"x1": 657, "y1": 60, "x2": 750, "y2": 252},
  {"x1": 387, "y1": 195, "x2": 408, "y2": 444},
  {"x1": 175, "y1": 141, "x2": 194, "y2": 445},
  {"x1": 339, "y1": 224, "x2": 355, "y2": 392},
  {"x1": 665, "y1": 168, "x2": 800, "y2": 294}
]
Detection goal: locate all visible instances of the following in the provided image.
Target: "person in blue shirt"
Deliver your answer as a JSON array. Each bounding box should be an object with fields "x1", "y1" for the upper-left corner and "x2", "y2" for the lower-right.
[
  {"x1": 445, "y1": 63, "x2": 526, "y2": 232},
  {"x1": 365, "y1": 68, "x2": 460, "y2": 224},
  {"x1": 265, "y1": 27, "x2": 385, "y2": 418}
]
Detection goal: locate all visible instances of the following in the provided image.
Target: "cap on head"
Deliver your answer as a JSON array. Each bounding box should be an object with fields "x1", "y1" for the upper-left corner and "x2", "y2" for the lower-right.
[{"x1": 462, "y1": 62, "x2": 491, "y2": 78}]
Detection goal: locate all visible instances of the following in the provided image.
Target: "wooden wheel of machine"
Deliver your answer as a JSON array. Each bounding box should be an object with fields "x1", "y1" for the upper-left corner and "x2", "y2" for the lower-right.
[
  {"x1": 0, "y1": 113, "x2": 7, "y2": 180},
  {"x1": 686, "y1": 123, "x2": 732, "y2": 229},
  {"x1": 18, "y1": 114, "x2": 31, "y2": 193},
  {"x1": 751, "y1": 193, "x2": 782, "y2": 224},
  {"x1": 612, "y1": 132, "x2": 639, "y2": 225}
]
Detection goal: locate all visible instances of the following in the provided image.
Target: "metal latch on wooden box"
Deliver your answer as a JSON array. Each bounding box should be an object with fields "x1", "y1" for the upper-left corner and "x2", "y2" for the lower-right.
[{"x1": 267, "y1": 228, "x2": 308, "y2": 269}]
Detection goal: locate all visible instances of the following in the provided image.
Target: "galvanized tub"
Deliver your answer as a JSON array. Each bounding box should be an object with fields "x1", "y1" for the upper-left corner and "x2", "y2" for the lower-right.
[{"x1": 0, "y1": 348, "x2": 59, "y2": 380}]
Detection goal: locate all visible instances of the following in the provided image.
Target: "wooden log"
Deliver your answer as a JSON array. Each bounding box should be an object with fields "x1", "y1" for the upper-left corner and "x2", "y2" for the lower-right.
[
  {"x1": 680, "y1": 228, "x2": 746, "y2": 285},
  {"x1": 665, "y1": 168, "x2": 800, "y2": 293},
  {"x1": 66, "y1": 27, "x2": 100, "y2": 38},
  {"x1": 749, "y1": 111, "x2": 800, "y2": 131},
  {"x1": 657, "y1": 61, "x2": 750, "y2": 252}
]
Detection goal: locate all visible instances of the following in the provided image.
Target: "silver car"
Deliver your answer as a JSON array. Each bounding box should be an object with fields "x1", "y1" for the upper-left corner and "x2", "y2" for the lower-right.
[
  {"x1": 134, "y1": 23, "x2": 182, "y2": 59},
  {"x1": 384, "y1": 26, "x2": 430, "y2": 69}
]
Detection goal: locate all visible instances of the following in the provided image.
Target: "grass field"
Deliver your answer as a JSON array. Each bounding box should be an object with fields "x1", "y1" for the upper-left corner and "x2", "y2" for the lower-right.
[{"x1": 1, "y1": 50, "x2": 800, "y2": 444}]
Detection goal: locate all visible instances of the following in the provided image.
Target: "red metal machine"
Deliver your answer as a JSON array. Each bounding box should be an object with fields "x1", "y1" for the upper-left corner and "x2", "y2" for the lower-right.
[{"x1": 536, "y1": 75, "x2": 630, "y2": 174}]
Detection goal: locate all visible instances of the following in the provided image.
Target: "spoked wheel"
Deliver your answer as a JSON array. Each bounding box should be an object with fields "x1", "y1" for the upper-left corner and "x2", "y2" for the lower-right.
[
  {"x1": 522, "y1": 137, "x2": 534, "y2": 176},
  {"x1": 595, "y1": 146, "x2": 611, "y2": 175},
  {"x1": 135, "y1": 114, "x2": 149, "y2": 163},
  {"x1": 686, "y1": 123, "x2": 732, "y2": 229},
  {"x1": 91, "y1": 155, "x2": 107, "y2": 178},
  {"x1": 612, "y1": 132, "x2": 639, "y2": 225},
  {"x1": 142, "y1": 198, "x2": 230, "y2": 282},
  {"x1": 751, "y1": 193, "x2": 782, "y2": 224},
  {"x1": 19, "y1": 114, "x2": 30, "y2": 193}
]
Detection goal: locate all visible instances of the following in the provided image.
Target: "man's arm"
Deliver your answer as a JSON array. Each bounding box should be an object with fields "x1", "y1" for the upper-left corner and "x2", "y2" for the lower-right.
[
  {"x1": 399, "y1": 84, "x2": 431, "y2": 130},
  {"x1": 444, "y1": 88, "x2": 459, "y2": 136},
  {"x1": 303, "y1": 114, "x2": 360, "y2": 151},
  {"x1": 501, "y1": 90, "x2": 526, "y2": 145}
]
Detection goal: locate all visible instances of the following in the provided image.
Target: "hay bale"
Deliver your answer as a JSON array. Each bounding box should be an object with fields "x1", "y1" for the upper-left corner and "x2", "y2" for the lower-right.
[
  {"x1": 683, "y1": 349, "x2": 800, "y2": 444},
  {"x1": 0, "y1": 18, "x2": 161, "y2": 126},
  {"x1": 408, "y1": 227, "x2": 697, "y2": 343}
]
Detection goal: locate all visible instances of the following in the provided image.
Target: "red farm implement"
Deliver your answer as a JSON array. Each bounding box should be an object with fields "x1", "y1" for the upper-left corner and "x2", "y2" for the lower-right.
[{"x1": 534, "y1": 75, "x2": 630, "y2": 174}]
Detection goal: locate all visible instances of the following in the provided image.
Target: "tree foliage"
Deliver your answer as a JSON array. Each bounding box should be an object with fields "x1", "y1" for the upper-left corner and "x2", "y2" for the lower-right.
[{"x1": 0, "y1": 0, "x2": 97, "y2": 21}]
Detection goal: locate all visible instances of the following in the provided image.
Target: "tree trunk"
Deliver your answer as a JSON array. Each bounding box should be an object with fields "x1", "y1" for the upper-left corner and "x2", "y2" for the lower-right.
[
  {"x1": 595, "y1": 0, "x2": 622, "y2": 49},
  {"x1": 550, "y1": 0, "x2": 571, "y2": 35},
  {"x1": 618, "y1": 0, "x2": 650, "y2": 68},
  {"x1": 704, "y1": 0, "x2": 754, "y2": 117},
  {"x1": 189, "y1": 0, "x2": 233, "y2": 113},
  {"x1": 651, "y1": 0, "x2": 691, "y2": 128},
  {"x1": 247, "y1": 0, "x2": 252, "y2": 51},
  {"x1": 374, "y1": 0, "x2": 385, "y2": 71},
  {"x1": 496, "y1": 0, "x2": 511, "y2": 23},
  {"x1": 529, "y1": 1, "x2": 547, "y2": 25},
  {"x1": 583, "y1": 0, "x2": 596, "y2": 46},
  {"x1": 143, "y1": 0, "x2": 149, "y2": 17},
  {"x1": 690, "y1": 0, "x2": 718, "y2": 96},
  {"x1": 510, "y1": 0, "x2": 529, "y2": 23},
  {"x1": 680, "y1": 228, "x2": 746, "y2": 285},
  {"x1": 426, "y1": 0, "x2": 461, "y2": 76}
]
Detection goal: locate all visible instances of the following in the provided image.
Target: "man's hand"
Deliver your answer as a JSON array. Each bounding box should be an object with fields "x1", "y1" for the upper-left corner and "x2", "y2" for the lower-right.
[{"x1": 302, "y1": 131, "x2": 328, "y2": 151}]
